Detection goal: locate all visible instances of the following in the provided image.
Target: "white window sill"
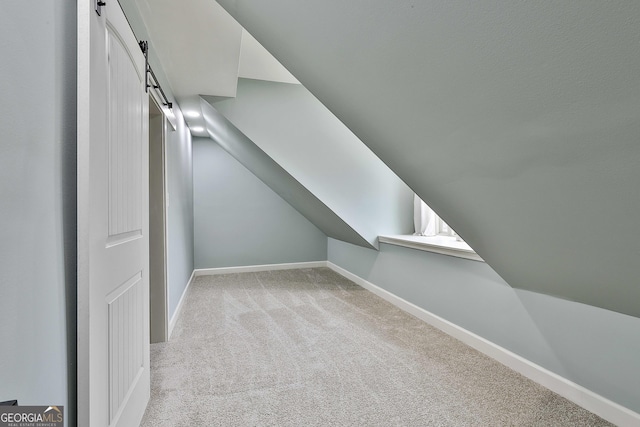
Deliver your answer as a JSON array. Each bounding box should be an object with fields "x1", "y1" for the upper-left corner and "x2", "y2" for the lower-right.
[{"x1": 378, "y1": 235, "x2": 484, "y2": 262}]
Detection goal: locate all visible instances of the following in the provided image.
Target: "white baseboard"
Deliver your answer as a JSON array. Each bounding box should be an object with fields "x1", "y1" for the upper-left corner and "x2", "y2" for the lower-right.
[
  {"x1": 179, "y1": 260, "x2": 640, "y2": 425},
  {"x1": 194, "y1": 261, "x2": 327, "y2": 276},
  {"x1": 326, "y1": 261, "x2": 640, "y2": 427},
  {"x1": 168, "y1": 269, "x2": 196, "y2": 340}
]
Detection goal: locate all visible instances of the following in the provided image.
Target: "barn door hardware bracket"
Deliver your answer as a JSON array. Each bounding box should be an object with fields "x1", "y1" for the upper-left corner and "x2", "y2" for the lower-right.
[
  {"x1": 138, "y1": 41, "x2": 173, "y2": 109},
  {"x1": 95, "y1": 0, "x2": 106, "y2": 16}
]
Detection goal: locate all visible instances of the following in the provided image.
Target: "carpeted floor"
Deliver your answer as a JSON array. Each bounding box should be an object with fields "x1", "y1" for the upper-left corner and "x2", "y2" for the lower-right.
[{"x1": 140, "y1": 268, "x2": 612, "y2": 426}]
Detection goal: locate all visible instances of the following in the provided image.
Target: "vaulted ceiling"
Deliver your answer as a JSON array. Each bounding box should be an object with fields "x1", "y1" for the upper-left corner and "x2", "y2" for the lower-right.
[
  {"x1": 205, "y1": 78, "x2": 414, "y2": 247},
  {"x1": 200, "y1": 99, "x2": 376, "y2": 249},
  {"x1": 123, "y1": 0, "x2": 640, "y2": 318},
  {"x1": 213, "y1": 0, "x2": 640, "y2": 318}
]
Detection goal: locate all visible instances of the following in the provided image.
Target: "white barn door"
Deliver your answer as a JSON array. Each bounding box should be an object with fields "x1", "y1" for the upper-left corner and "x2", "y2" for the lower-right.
[{"x1": 78, "y1": 1, "x2": 150, "y2": 426}]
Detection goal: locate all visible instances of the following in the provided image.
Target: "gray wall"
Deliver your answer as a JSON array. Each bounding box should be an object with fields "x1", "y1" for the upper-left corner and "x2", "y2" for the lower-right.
[
  {"x1": 119, "y1": 0, "x2": 195, "y2": 321},
  {"x1": 328, "y1": 238, "x2": 640, "y2": 414},
  {"x1": 207, "y1": 78, "x2": 414, "y2": 247},
  {"x1": 166, "y1": 111, "x2": 195, "y2": 319},
  {"x1": 216, "y1": 0, "x2": 640, "y2": 318},
  {"x1": 193, "y1": 138, "x2": 327, "y2": 268},
  {"x1": 0, "y1": 1, "x2": 76, "y2": 424}
]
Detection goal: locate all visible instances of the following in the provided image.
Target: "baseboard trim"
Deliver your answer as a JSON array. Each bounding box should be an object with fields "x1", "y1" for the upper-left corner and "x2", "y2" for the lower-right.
[
  {"x1": 194, "y1": 261, "x2": 327, "y2": 276},
  {"x1": 168, "y1": 269, "x2": 196, "y2": 340},
  {"x1": 326, "y1": 261, "x2": 640, "y2": 427}
]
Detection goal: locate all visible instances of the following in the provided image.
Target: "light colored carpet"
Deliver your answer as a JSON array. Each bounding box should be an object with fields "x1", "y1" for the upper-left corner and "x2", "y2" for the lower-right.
[{"x1": 140, "y1": 268, "x2": 612, "y2": 426}]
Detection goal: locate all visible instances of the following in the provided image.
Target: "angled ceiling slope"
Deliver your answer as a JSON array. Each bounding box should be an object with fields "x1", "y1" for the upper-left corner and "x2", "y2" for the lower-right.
[
  {"x1": 238, "y1": 30, "x2": 299, "y2": 84},
  {"x1": 205, "y1": 78, "x2": 413, "y2": 246},
  {"x1": 200, "y1": 98, "x2": 373, "y2": 249},
  {"x1": 216, "y1": 0, "x2": 640, "y2": 317}
]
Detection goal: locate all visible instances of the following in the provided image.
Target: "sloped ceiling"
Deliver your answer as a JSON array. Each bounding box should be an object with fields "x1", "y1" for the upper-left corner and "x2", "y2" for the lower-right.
[
  {"x1": 127, "y1": 0, "x2": 246, "y2": 98},
  {"x1": 200, "y1": 98, "x2": 373, "y2": 249},
  {"x1": 238, "y1": 30, "x2": 299, "y2": 84},
  {"x1": 214, "y1": 0, "x2": 640, "y2": 317},
  {"x1": 205, "y1": 78, "x2": 414, "y2": 247},
  {"x1": 122, "y1": 0, "x2": 299, "y2": 99},
  {"x1": 121, "y1": 0, "x2": 412, "y2": 249}
]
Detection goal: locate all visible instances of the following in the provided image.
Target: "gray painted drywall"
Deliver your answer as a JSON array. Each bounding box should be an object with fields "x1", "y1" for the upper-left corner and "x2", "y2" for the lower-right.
[
  {"x1": 119, "y1": 0, "x2": 195, "y2": 321},
  {"x1": 0, "y1": 1, "x2": 75, "y2": 425},
  {"x1": 206, "y1": 78, "x2": 413, "y2": 244},
  {"x1": 328, "y1": 238, "x2": 640, "y2": 414},
  {"x1": 200, "y1": 98, "x2": 372, "y2": 248},
  {"x1": 215, "y1": 0, "x2": 640, "y2": 317},
  {"x1": 165, "y1": 111, "x2": 195, "y2": 319},
  {"x1": 193, "y1": 138, "x2": 327, "y2": 267}
]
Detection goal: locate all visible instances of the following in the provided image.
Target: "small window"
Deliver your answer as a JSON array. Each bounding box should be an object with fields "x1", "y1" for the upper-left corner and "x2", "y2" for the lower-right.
[
  {"x1": 414, "y1": 194, "x2": 463, "y2": 242},
  {"x1": 436, "y1": 217, "x2": 457, "y2": 238}
]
